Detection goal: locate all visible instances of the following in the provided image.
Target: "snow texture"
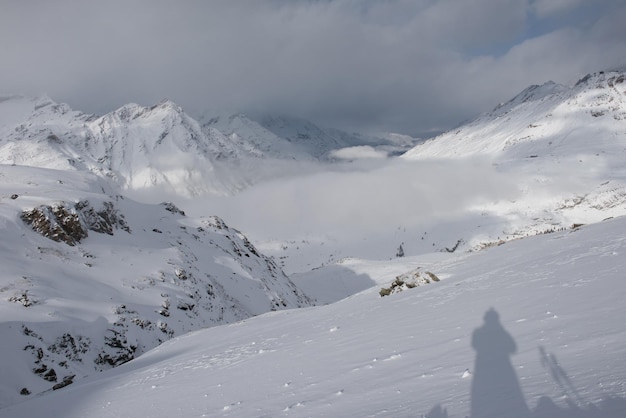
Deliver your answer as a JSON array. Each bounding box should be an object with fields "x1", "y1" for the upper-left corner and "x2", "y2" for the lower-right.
[{"x1": 1, "y1": 69, "x2": 626, "y2": 417}]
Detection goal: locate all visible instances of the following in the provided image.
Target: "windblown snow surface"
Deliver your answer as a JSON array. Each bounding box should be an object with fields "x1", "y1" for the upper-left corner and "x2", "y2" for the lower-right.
[
  {"x1": 1, "y1": 69, "x2": 626, "y2": 417},
  {"x1": 2, "y1": 217, "x2": 625, "y2": 417}
]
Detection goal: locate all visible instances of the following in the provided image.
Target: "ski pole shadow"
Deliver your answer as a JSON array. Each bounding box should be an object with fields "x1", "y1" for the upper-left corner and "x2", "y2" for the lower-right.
[
  {"x1": 533, "y1": 346, "x2": 626, "y2": 418},
  {"x1": 538, "y1": 346, "x2": 584, "y2": 405}
]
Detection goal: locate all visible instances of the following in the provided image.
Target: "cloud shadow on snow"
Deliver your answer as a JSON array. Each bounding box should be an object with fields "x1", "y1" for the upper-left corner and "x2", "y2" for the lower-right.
[
  {"x1": 424, "y1": 308, "x2": 626, "y2": 418},
  {"x1": 291, "y1": 265, "x2": 377, "y2": 305}
]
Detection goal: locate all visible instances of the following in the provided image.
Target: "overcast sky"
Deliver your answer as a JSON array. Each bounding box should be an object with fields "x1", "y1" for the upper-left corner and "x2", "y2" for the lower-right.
[{"x1": 2, "y1": 0, "x2": 626, "y2": 135}]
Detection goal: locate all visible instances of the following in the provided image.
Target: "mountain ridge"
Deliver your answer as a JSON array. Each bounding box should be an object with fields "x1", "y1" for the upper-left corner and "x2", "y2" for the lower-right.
[
  {"x1": 0, "y1": 165, "x2": 313, "y2": 407},
  {"x1": 403, "y1": 69, "x2": 626, "y2": 159},
  {"x1": 0, "y1": 96, "x2": 417, "y2": 198}
]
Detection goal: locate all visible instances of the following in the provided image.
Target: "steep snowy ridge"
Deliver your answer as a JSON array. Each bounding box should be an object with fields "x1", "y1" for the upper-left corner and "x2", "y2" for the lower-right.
[
  {"x1": 82, "y1": 100, "x2": 241, "y2": 196},
  {"x1": 201, "y1": 113, "x2": 328, "y2": 161},
  {"x1": 257, "y1": 115, "x2": 349, "y2": 159},
  {"x1": 0, "y1": 97, "x2": 245, "y2": 197},
  {"x1": 403, "y1": 70, "x2": 626, "y2": 159},
  {"x1": 0, "y1": 95, "x2": 94, "y2": 171},
  {"x1": 397, "y1": 70, "x2": 626, "y2": 251},
  {"x1": 201, "y1": 112, "x2": 417, "y2": 161},
  {"x1": 0, "y1": 165, "x2": 311, "y2": 407},
  {"x1": 1, "y1": 97, "x2": 417, "y2": 198}
]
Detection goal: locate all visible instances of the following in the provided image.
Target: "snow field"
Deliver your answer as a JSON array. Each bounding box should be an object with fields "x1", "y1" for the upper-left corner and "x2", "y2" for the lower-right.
[{"x1": 2, "y1": 217, "x2": 626, "y2": 417}]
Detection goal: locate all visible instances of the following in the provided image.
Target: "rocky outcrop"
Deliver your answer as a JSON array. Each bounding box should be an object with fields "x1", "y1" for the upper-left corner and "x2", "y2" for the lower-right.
[
  {"x1": 379, "y1": 269, "x2": 440, "y2": 297},
  {"x1": 21, "y1": 200, "x2": 130, "y2": 245}
]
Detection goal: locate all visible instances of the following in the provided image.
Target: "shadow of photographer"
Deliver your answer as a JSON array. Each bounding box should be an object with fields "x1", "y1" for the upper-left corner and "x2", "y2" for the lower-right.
[
  {"x1": 470, "y1": 308, "x2": 530, "y2": 418},
  {"x1": 422, "y1": 308, "x2": 626, "y2": 417}
]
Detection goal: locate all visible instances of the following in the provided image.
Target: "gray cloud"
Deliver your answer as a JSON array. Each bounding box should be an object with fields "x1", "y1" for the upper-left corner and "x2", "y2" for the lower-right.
[{"x1": 1, "y1": 0, "x2": 625, "y2": 135}]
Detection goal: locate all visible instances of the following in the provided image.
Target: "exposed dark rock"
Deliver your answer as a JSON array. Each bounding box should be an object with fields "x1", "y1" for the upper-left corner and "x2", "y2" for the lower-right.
[
  {"x1": 21, "y1": 200, "x2": 130, "y2": 245},
  {"x1": 174, "y1": 268, "x2": 188, "y2": 280},
  {"x1": 95, "y1": 329, "x2": 136, "y2": 368},
  {"x1": 52, "y1": 375, "x2": 75, "y2": 390},
  {"x1": 76, "y1": 200, "x2": 130, "y2": 234},
  {"x1": 161, "y1": 201, "x2": 186, "y2": 216},
  {"x1": 32, "y1": 364, "x2": 47, "y2": 375},
  {"x1": 21, "y1": 204, "x2": 87, "y2": 246},
  {"x1": 8, "y1": 291, "x2": 36, "y2": 307},
  {"x1": 43, "y1": 368, "x2": 57, "y2": 382},
  {"x1": 380, "y1": 269, "x2": 440, "y2": 297},
  {"x1": 48, "y1": 333, "x2": 90, "y2": 362},
  {"x1": 444, "y1": 239, "x2": 464, "y2": 253}
]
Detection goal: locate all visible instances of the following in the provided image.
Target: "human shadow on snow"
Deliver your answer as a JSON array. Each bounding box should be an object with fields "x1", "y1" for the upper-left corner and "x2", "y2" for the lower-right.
[
  {"x1": 470, "y1": 308, "x2": 530, "y2": 418},
  {"x1": 423, "y1": 308, "x2": 626, "y2": 418}
]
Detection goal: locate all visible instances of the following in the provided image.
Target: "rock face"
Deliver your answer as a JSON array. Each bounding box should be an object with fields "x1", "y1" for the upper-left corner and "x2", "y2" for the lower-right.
[
  {"x1": 21, "y1": 205, "x2": 87, "y2": 246},
  {"x1": 379, "y1": 269, "x2": 440, "y2": 297},
  {"x1": 20, "y1": 200, "x2": 129, "y2": 246},
  {"x1": 0, "y1": 166, "x2": 313, "y2": 407}
]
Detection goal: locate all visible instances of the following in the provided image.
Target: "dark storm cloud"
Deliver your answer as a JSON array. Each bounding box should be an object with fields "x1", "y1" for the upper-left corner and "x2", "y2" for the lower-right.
[{"x1": 1, "y1": 0, "x2": 625, "y2": 135}]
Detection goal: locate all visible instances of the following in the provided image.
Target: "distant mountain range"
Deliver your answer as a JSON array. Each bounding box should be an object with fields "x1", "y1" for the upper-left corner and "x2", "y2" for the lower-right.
[{"x1": 0, "y1": 96, "x2": 416, "y2": 197}]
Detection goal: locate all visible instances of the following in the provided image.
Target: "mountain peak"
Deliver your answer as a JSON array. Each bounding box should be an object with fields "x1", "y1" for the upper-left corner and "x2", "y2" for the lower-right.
[
  {"x1": 493, "y1": 80, "x2": 567, "y2": 114},
  {"x1": 403, "y1": 69, "x2": 626, "y2": 159},
  {"x1": 152, "y1": 98, "x2": 184, "y2": 112}
]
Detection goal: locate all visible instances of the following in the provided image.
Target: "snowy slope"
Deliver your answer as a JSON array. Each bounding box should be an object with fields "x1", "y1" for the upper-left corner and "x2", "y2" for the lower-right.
[
  {"x1": 201, "y1": 113, "x2": 321, "y2": 161},
  {"x1": 0, "y1": 96, "x2": 418, "y2": 199},
  {"x1": 403, "y1": 70, "x2": 626, "y2": 159},
  {"x1": 0, "y1": 165, "x2": 311, "y2": 408},
  {"x1": 394, "y1": 69, "x2": 626, "y2": 253},
  {"x1": 0, "y1": 95, "x2": 94, "y2": 171},
  {"x1": 80, "y1": 100, "x2": 241, "y2": 196},
  {"x1": 2, "y1": 216, "x2": 625, "y2": 417},
  {"x1": 0, "y1": 96, "x2": 245, "y2": 197},
  {"x1": 200, "y1": 112, "x2": 418, "y2": 161}
]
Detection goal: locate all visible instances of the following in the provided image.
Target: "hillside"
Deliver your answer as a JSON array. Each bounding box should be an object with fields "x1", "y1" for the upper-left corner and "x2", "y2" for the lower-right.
[
  {"x1": 0, "y1": 165, "x2": 311, "y2": 408},
  {"x1": 403, "y1": 70, "x2": 626, "y2": 159},
  {"x1": 0, "y1": 96, "x2": 417, "y2": 200},
  {"x1": 396, "y1": 69, "x2": 626, "y2": 251},
  {"x1": 2, "y1": 214, "x2": 625, "y2": 417}
]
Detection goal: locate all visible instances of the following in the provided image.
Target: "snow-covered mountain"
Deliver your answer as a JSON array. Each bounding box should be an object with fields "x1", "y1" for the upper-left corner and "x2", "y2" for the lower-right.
[
  {"x1": 2, "y1": 69, "x2": 626, "y2": 416},
  {"x1": 0, "y1": 96, "x2": 418, "y2": 199},
  {"x1": 0, "y1": 96, "x2": 242, "y2": 197},
  {"x1": 398, "y1": 69, "x2": 626, "y2": 251},
  {"x1": 403, "y1": 70, "x2": 626, "y2": 159},
  {"x1": 200, "y1": 112, "x2": 415, "y2": 161},
  {"x1": 0, "y1": 165, "x2": 311, "y2": 407},
  {"x1": 2, "y1": 212, "x2": 625, "y2": 417}
]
